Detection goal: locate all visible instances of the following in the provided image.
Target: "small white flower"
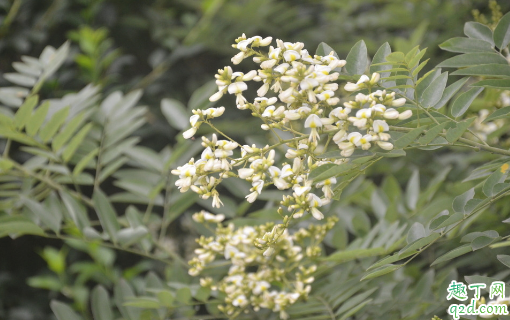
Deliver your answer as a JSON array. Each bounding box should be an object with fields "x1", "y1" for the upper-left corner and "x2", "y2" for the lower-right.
[
  {"x1": 232, "y1": 294, "x2": 248, "y2": 307},
  {"x1": 253, "y1": 281, "x2": 271, "y2": 295},
  {"x1": 224, "y1": 245, "x2": 239, "y2": 260},
  {"x1": 268, "y1": 46, "x2": 281, "y2": 59},
  {"x1": 373, "y1": 120, "x2": 389, "y2": 133},
  {"x1": 228, "y1": 82, "x2": 248, "y2": 94},
  {"x1": 304, "y1": 114, "x2": 323, "y2": 142}
]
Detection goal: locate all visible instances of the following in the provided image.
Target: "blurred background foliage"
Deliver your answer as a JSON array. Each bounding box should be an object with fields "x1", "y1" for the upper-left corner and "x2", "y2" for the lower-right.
[{"x1": 2, "y1": 0, "x2": 510, "y2": 319}]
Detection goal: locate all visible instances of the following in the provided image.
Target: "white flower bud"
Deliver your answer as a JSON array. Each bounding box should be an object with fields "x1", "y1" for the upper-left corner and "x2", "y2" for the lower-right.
[
  {"x1": 183, "y1": 127, "x2": 197, "y2": 139},
  {"x1": 231, "y1": 51, "x2": 245, "y2": 65},
  {"x1": 370, "y1": 72, "x2": 380, "y2": 84},
  {"x1": 344, "y1": 82, "x2": 359, "y2": 91},
  {"x1": 377, "y1": 141, "x2": 394, "y2": 150},
  {"x1": 209, "y1": 91, "x2": 224, "y2": 102},
  {"x1": 383, "y1": 108, "x2": 399, "y2": 119},
  {"x1": 398, "y1": 110, "x2": 413, "y2": 120},
  {"x1": 259, "y1": 36, "x2": 273, "y2": 46},
  {"x1": 242, "y1": 70, "x2": 257, "y2": 81},
  {"x1": 260, "y1": 59, "x2": 277, "y2": 69},
  {"x1": 392, "y1": 98, "x2": 407, "y2": 107},
  {"x1": 238, "y1": 168, "x2": 254, "y2": 179}
]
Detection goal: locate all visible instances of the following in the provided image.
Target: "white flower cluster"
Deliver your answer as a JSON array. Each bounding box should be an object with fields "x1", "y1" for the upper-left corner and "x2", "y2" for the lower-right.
[
  {"x1": 189, "y1": 212, "x2": 337, "y2": 319},
  {"x1": 172, "y1": 34, "x2": 412, "y2": 221},
  {"x1": 172, "y1": 134, "x2": 238, "y2": 208}
]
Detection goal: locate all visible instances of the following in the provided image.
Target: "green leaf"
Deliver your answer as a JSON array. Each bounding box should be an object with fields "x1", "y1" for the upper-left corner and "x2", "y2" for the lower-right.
[
  {"x1": 315, "y1": 42, "x2": 338, "y2": 57},
  {"x1": 408, "y1": 48, "x2": 428, "y2": 69},
  {"x1": 4, "y1": 73, "x2": 36, "y2": 87},
  {"x1": 385, "y1": 52, "x2": 405, "y2": 62},
  {"x1": 416, "y1": 68, "x2": 441, "y2": 99},
  {"x1": 42, "y1": 42, "x2": 70, "y2": 79},
  {"x1": 73, "y1": 148, "x2": 99, "y2": 177},
  {"x1": 116, "y1": 226, "x2": 148, "y2": 247},
  {"x1": 464, "y1": 21, "x2": 494, "y2": 46},
  {"x1": 188, "y1": 80, "x2": 218, "y2": 110},
  {"x1": 345, "y1": 40, "x2": 368, "y2": 75},
  {"x1": 337, "y1": 297, "x2": 373, "y2": 319},
  {"x1": 483, "y1": 167, "x2": 507, "y2": 197},
  {"x1": 0, "y1": 215, "x2": 45, "y2": 238},
  {"x1": 452, "y1": 188, "x2": 475, "y2": 213},
  {"x1": 471, "y1": 79, "x2": 510, "y2": 90},
  {"x1": 405, "y1": 169, "x2": 420, "y2": 211},
  {"x1": 484, "y1": 106, "x2": 510, "y2": 122},
  {"x1": 59, "y1": 191, "x2": 90, "y2": 230},
  {"x1": 451, "y1": 64, "x2": 510, "y2": 77},
  {"x1": 175, "y1": 287, "x2": 192, "y2": 304},
  {"x1": 26, "y1": 101, "x2": 49, "y2": 136},
  {"x1": 360, "y1": 264, "x2": 401, "y2": 281},
  {"x1": 52, "y1": 113, "x2": 85, "y2": 151},
  {"x1": 437, "y1": 53, "x2": 507, "y2": 68},
  {"x1": 39, "y1": 107, "x2": 69, "y2": 143},
  {"x1": 411, "y1": 59, "x2": 429, "y2": 77},
  {"x1": 91, "y1": 285, "x2": 113, "y2": 320},
  {"x1": 51, "y1": 300, "x2": 83, "y2": 320},
  {"x1": 27, "y1": 275, "x2": 62, "y2": 291},
  {"x1": 323, "y1": 247, "x2": 386, "y2": 263},
  {"x1": 461, "y1": 230, "x2": 499, "y2": 243},
  {"x1": 421, "y1": 72, "x2": 448, "y2": 107},
  {"x1": 407, "y1": 222, "x2": 426, "y2": 244},
  {"x1": 161, "y1": 98, "x2": 189, "y2": 130},
  {"x1": 62, "y1": 123, "x2": 92, "y2": 162},
  {"x1": 393, "y1": 127, "x2": 426, "y2": 149},
  {"x1": 493, "y1": 11, "x2": 510, "y2": 50},
  {"x1": 370, "y1": 42, "x2": 392, "y2": 78},
  {"x1": 430, "y1": 244, "x2": 471, "y2": 266},
  {"x1": 471, "y1": 235, "x2": 499, "y2": 251},
  {"x1": 21, "y1": 196, "x2": 61, "y2": 233},
  {"x1": 399, "y1": 233, "x2": 440, "y2": 256},
  {"x1": 195, "y1": 286, "x2": 211, "y2": 303},
  {"x1": 375, "y1": 149, "x2": 406, "y2": 157},
  {"x1": 124, "y1": 297, "x2": 160, "y2": 309},
  {"x1": 433, "y1": 77, "x2": 470, "y2": 110},
  {"x1": 14, "y1": 95, "x2": 38, "y2": 129},
  {"x1": 93, "y1": 188, "x2": 120, "y2": 243},
  {"x1": 308, "y1": 163, "x2": 357, "y2": 182},
  {"x1": 497, "y1": 254, "x2": 510, "y2": 268},
  {"x1": 418, "y1": 122, "x2": 449, "y2": 145},
  {"x1": 439, "y1": 37, "x2": 494, "y2": 53},
  {"x1": 156, "y1": 290, "x2": 175, "y2": 307},
  {"x1": 404, "y1": 46, "x2": 419, "y2": 63},
  {"x1": 445, "y1": 118, "x2": 475, "y2": 143},
  {"x1": 432, "y1": 212, "x2": 463, "y2": 230},
  {"x1": 114, "y1": 279, "x2": 140, "y2": 320},
  {"x1": 451, "y1": 87, "x2": 484, "y2": 118}
]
